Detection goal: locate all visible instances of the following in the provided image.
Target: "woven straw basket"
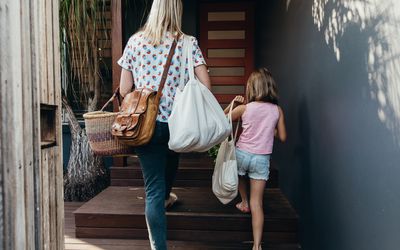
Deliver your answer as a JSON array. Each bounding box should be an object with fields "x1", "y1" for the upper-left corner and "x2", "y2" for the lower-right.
[{"x1": 83, "y1": 90, "x2": 134, "y2": 156}]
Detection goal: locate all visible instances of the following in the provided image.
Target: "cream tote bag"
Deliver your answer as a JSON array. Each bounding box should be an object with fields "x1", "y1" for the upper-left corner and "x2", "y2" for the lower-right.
[
  {"x1": 212, "y1": 102, "x2": 239, "y2": 204},
  {"x1": 168, "y1": 36, "x2": 231, "y2": 152}
]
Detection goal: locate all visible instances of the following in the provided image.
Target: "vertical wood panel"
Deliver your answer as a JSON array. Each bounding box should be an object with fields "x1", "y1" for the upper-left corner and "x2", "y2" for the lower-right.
[
  {"x1": 49, "y1": 149, "x2": 57, "y2": 249},
  {"x1": 111, "y1": 0, "x2": 123, "y2": 104},
  {"x1": 55, "y1": 145, "x2": 64, "y2": 250},
  {"x1": 46, "y1": 0, "x2": 55, "y2": 105},
  {"x1": 29, "y1": 0, "x2": 44, "y2": 248},
  {"x1": 1, "y1": 0, "x2": 63, "y2": 248},
  {"x1": 53, "y1": 0, "x2": 61, "y2": 105},
  {"x1": 41, "y1": 149, "x2": 50, "y2": 250},
  {"x1": 0, "y1": 0, "x2": 28, "y2": 249},
  {"x1": 52, "y1": 0, "x2": 64, "y2": 247},
  {"x1": 39, "y1": 0, "x2": 48, "y2": 104},
  {"x1": 21, "y1": 0, "x2": 36, "y2": 247},
  {"x1": 111, "y1": 0, "x2": 126, "y2": 167}
]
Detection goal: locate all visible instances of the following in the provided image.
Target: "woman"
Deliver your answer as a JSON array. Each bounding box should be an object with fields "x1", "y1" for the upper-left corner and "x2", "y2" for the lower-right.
[{"x1": 117, "y1": 0, "x2": 211, "y2": 249}]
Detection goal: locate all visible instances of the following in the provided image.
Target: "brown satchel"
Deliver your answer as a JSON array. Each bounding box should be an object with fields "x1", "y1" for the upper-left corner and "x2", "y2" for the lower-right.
[{"x1": 111, "y1": 37, "x2": 178, "y2": 146}]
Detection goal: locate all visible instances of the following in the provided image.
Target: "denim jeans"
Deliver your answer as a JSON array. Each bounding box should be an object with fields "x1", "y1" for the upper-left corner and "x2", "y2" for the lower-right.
[
  {"x1": 236, "y1": 148, "x2": 270, "y2": 181},
  {"x1": 135, "y1": 122, "x2": 180, "y2": 250}
]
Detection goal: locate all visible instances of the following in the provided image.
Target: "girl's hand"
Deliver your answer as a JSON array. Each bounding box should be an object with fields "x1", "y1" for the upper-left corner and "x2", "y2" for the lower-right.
[
  {"x1": 233, "y1": 96, "x2": 245, "y2": 104},
  {"x1": 224, "y1": 95, "x2": 245, "y2": 114}
]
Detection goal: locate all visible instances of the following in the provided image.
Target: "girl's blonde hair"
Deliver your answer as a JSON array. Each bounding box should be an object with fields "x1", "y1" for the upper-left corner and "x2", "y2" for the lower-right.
[
  {"x1": 142, "y1": 0, "x2": 183, "y2": 45},
  {"x1": 246, "y1": 68, "x2": 279, "y2": 104}
]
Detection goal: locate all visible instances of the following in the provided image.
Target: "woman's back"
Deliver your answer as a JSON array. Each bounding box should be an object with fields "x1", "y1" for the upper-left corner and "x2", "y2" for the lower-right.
[
  {"x1": 118, "y1": 32, "x2": 205, "y2": 122},
  {"x1": 236, "y1": 102, "x2": 279, "y2": 155}
]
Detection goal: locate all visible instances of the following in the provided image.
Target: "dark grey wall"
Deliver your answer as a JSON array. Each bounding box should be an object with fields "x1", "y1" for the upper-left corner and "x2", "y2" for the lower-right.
[{"x1": 255, "y1": 1, "x2": 400, "y2": 250}]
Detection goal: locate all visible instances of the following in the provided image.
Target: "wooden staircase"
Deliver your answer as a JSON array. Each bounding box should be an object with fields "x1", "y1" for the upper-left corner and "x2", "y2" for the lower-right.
[{"x1": 74, "y1": 153, "x2": 300, "y2": 249}]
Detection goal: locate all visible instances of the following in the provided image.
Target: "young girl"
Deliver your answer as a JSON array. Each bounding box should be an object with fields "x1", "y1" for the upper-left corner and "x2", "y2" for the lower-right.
[{"x1": 224, "y1": 68, "x2": 287, "y2": 250}]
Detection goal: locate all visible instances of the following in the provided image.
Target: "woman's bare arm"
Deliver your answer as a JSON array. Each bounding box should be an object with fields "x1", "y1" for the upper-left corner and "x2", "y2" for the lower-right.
[
  {"x1": 195, "y1": 65, "x2": 211, "y2": 90},
  {"x1": 119, "y1": 69, "x2": 134, "y2": 97}
]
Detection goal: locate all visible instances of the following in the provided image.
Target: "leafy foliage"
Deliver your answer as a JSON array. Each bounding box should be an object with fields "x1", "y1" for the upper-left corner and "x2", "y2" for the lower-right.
[
  {"x1": 60, "y1": 0, "x2": 109, "y2": 111},
  {"x1": 208, "y1": 144, "x2": 220, "y2": 162},
  {"x1": 60, "y1": 0, "x2": 110, "y2": 201}
]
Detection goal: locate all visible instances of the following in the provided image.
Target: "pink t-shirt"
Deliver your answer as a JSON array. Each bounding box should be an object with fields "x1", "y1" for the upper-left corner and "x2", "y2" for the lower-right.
[{"x1": 236, "y1": 102, "x2": 280, "y2": 155}]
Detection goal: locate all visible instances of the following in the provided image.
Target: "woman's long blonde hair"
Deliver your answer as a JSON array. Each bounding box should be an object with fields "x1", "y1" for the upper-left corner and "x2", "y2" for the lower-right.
[
  {"x1": 246, "y1": 68, "x2": 279, "y2": 104},
  {"x1": 142, "y1": 0, "x2": 183, "y2": 45}
]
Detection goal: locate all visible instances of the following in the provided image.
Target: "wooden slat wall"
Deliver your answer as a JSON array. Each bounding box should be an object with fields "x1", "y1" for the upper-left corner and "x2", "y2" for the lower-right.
[
  {"x1": 111, "y1": 0, "x2": 126, "y2": 167},
  {"x1": 200, "y1": 2, "x2": 255, "y2": 105},
  {"x1": 0, "y1": 0, "x2": 63, "y2": 249}
]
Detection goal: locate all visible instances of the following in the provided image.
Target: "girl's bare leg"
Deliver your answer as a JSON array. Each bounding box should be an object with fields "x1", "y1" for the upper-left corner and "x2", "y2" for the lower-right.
[
  {"x1": 250, "y1": 179, "x2": 266, "y2": 250},
  {"x1": 236, "y1": 176, "x2": 250, "y2": 212}
]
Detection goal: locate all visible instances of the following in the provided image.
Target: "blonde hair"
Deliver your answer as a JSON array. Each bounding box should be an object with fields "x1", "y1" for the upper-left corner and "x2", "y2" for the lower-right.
[
  {"x1": 246, "y1": 68, "x2": 279, "y2": 104},
  {"x1": 142, "y1": 0, "x2": 183, "y2": 45}
]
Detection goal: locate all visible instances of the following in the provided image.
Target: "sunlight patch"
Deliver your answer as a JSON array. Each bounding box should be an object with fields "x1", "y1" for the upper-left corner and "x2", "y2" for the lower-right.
[{"x1": 311, "y1": 0, "x2": 400, "y2": 144}]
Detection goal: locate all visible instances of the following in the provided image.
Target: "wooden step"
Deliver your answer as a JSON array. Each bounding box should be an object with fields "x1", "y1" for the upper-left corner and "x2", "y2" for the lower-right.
[
  {"x1": 112, "y1": 154, "x2": 279, "y2": 188},
  {"x1": 111, "y1": 166, "x2": 279, "y2": 188},
  {"x1": 74, "y1": 187, "x2": 298, "y2": 244}
]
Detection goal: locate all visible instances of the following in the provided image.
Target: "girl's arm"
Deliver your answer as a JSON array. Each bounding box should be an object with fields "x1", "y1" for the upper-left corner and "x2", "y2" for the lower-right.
[
  {"x1": 120, "y1": 69, "x2": 134, "y2": 97},
  {"x1": 276, "y1": 106, "x2": 287, "y2": 142},
  {"x1": 224, "y1": 96, "x2": 245, "y2": 114},
  {"x1": 231, "y1": 105, "x2": 246, "y2": 122}
]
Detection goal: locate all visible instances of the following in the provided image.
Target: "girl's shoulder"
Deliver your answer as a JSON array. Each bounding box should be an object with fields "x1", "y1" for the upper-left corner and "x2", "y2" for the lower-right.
[
  {"x1": 247, "y1": 101, "x2": 277, "y2": 107},
  {"x1": 247, "y1": 102, "x2": 280, "y2": 114}
]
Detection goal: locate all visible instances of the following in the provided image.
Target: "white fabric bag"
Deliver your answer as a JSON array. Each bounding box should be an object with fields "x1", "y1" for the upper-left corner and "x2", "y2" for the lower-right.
[
  {"x1": 212, "y1": 103, "x2": 239, "y2": 204},
  {"x1": 168, "y1": 36, "x2": 231, "y2": 152}
]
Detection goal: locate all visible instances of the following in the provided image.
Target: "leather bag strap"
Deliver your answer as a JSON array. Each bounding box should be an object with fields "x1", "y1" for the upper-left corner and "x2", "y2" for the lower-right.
[
  {"x1": 156, "y1": 36, "x2": 179, "y2": 100},
  {"x1": 100, "y1": 87, "x2": 122, "y2": 111}
]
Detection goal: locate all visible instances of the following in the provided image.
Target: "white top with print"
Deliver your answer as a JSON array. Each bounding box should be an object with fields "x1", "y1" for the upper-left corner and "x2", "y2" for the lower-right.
[{"x1": 118, "y1": 31, "x2": 206, "y2": 122}]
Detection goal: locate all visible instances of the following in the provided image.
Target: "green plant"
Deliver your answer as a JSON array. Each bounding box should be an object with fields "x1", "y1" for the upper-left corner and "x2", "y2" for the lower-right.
[
  {"x1": 60, "y1": 0, "x2": 108, "y2": 111},
  {"x1": 60, "y1": 0, "x2": 110, "y2": 201},
  {"x1": 208, "y1": 144, "x2": 220, "y2": 162}
]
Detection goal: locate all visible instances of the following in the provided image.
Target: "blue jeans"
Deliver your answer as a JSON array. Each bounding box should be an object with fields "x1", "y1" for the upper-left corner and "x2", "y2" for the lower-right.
[{"x1": 135, "y1": 122, "x2": 180, "y2": 250}]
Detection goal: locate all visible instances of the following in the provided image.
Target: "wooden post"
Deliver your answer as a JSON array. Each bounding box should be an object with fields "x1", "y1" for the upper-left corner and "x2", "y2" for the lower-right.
[
  {"x1": 0, "y1": 0, "x2": 64, "y2": 248},
  {"x1": 111, "y1": 0, "x2": 127, "y2": 167}
]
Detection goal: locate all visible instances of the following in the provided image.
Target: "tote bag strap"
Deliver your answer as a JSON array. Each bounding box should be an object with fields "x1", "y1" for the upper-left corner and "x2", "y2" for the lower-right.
[
  {"x1": 179, "y1": 36, "x2": 196, "y2": 89},
  {"x1": 179, "y1": 35, "x2": 188, "y2": 89},
  {"x1": 186, "y1": 38, "x2": 196, "y2": 81}
]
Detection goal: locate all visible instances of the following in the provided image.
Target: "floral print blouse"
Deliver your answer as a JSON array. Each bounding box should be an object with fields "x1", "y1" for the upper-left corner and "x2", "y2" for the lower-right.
[{"x1": 118, "y1": 31, "x2": 206, "y2": 122}]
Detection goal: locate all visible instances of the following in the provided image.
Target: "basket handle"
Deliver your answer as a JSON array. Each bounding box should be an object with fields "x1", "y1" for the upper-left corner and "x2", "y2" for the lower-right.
[{"x1": 100, "y1": 87, "x2": 121, "y2": 111}]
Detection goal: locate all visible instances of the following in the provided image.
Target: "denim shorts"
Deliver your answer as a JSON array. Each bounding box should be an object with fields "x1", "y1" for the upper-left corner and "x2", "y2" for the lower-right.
[{"x1": 236, "y1": 148, "x2": 270, "y2": 181}]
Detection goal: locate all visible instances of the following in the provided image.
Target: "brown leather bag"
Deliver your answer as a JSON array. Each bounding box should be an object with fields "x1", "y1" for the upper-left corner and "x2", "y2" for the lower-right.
[{"x1": 111, "y1": 38, "x2": 178, "y2": 146}]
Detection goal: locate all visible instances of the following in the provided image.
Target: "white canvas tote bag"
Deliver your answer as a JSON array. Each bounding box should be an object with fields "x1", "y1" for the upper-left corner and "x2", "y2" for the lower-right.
[
  {"x1": 212, "y1": 103, "x2": 239, "y2": 204},
  {"x1": 168, "y1": 36, "x2": 231, "y2": 152}
]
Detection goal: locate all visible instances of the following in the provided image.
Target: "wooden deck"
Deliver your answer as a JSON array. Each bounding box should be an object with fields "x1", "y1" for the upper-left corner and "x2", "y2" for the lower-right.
[
  {"x1": 66, "y1": 154, "x2": 300, "y2": 249},
  {"x1": 66, "y1": 198, "x2": 300, "y2": 250}
]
